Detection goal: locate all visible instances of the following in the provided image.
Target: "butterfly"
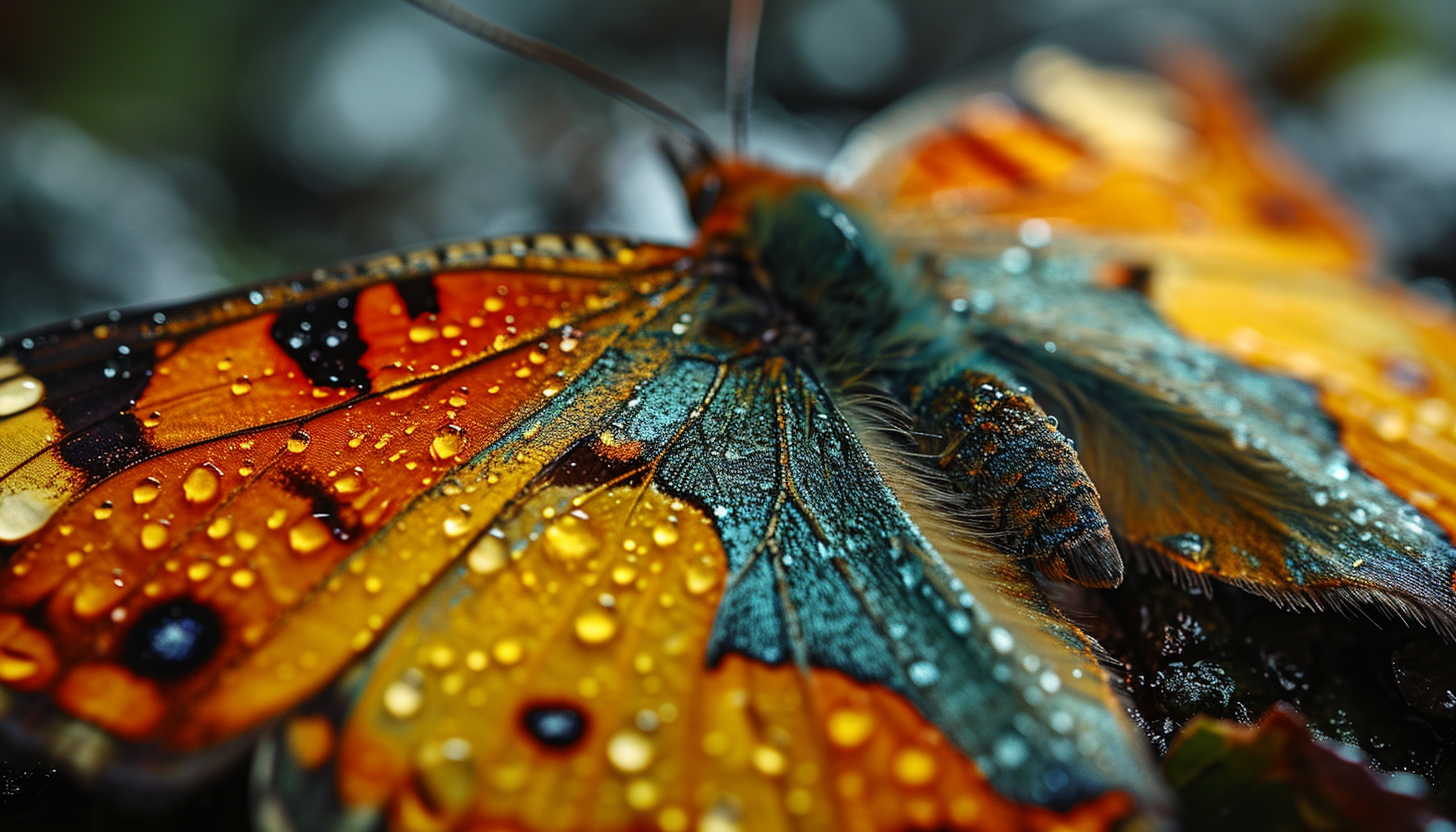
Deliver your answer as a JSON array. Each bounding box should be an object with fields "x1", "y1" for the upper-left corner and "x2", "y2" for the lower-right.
[{"x1": 2, "y1": 1, "x2": 1455, "y2": 830}]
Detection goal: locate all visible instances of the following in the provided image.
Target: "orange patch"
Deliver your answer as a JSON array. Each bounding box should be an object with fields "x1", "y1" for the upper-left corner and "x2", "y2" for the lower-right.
[
  {"x1": 0, "y1": 613, "x2": 59, "y2": 691},
  {"x1": 55, "y1": 663, "x2": 165, "y2": 741},
  {"x1": 286, "y1": 713, "x2": 337, "y2": 771}
]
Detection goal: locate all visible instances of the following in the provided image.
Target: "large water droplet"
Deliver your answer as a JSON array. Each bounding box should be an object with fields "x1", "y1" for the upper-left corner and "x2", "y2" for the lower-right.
[
  {"x1": 289, "y1": 516, "x2": 332, "y2": 554},
  {"x1": 467, "y1": 536, "x2": 507, "y2": 574},
  {"x1": 133, "y1": 478, "x2": 161, "y2": 505},
  {"x1": 383, "y1": 676, "x2": 423, "y2": 719},
  {"x1": 0, "y1": 375, "x2": 44, "y2": 417},
  {"x1": 287, "y1": 430, "x2": 311, "y2": 454},
  {"x1": 607, "y1": 730, "x2": 654, "y2": 773},
  {"x1": 183, "y1": 465, "x2": 221, "y2": 504},
  {"x1": 0, "y1": 490, "x2": 61, "y2": 542},
  {"x1": 651, "y1": 523, "x2": 679, "y2": 547},
  {"x1": 140, "y1": 522, "x2": 170, "y2": 551},
  {"x1": 544, "y1": 516, "x2": 598, "y2": 560},
  {"x1": 431, "y1": 425, "x2": 464, "y2": 461}
]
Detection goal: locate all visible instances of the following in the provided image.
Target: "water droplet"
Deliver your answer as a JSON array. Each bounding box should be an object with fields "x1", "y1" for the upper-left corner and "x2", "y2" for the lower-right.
[
  {"x1": 989, "y1": 626, "x2": 1014, "y2": 654},
  {"x1": 323, "y1": 473, "x2": 360, "y2": 497},
  {"x1": 427, "y1": 644, "x2": 455, "y2": 669},
  {"x1": 442, "y1": 514, "x2": 472, "y2": 538},
  {"x1": 1372, "y1": 409, "x2": 1409, "y2": 442},
  {"x1": 408, "y1": 325, "x2": 439, "y2": 344},
  {"x1": 93, "y1": 501, "x2": 114, "y2": 521},
  {"x1": 625, "y1": 778, "x2": 661, "y2": 811},
  {"x1": 183, "y1": 465, "x2": 220, "y2": 504},
  {"x1": 492, "y1": 638, "x2": 523, "y2": 666},
  {"x1": 999, "y1": 246, "x2": 1031, "y2": 274},
  {"x1": 467, "y1": 536, "x2": 507, "y2": 574},
  {"x1": 826, "y1": 708, "x2": 875, "y2": 749},
  {"x1": 287, "y1": 430, "x2": 311, "y2": 453},
  {"x1": 0, "y1": 375, "x2": 44, "y2": 416},
  {"x1": 230, "y1": 570, "x2": 256, "y2": 589},
  {"x1": 684, "y1": 564, "x2": 717, "y2": 595},
  {"x1": 652, "y1": 523, "x2": 679, "y2": 547},
  {"x1": 140, "y1": 522, "x2": 169, "y2": 551},
  {"x1": 698, "y1": 799, "x2": 743, "y2": 832},
  {"x1": 1019, "y1": 217, "x2": 1052, "y2": 248},
  {"x1": 187, "y1": 561, "x2": 213, "y2": 581},
  {"x1": 0, "y1": 490, "x2": 61, "y2": 542},
  {"x1": 908, "y1": 660, "x2": 940, "y2": 687},
  {"x1": 231, "y1": 377, "x2": 253, "y2": 396},
  {"x1": 383, "y1": 678, "x2": 423, "y2": 718},
  {"x1": 607, "y1": 730, "x2": 654, "y2": 773},
  {"x1": 1040, "y1": 670, "x2": 1061, "y2": 692},
  {"x1": 751, "y1": 745, "x2": 787, "y2": 777},
  {"x1": 574, "y1": 609, "x2": 617, "y2": 645},
  {"x1": 132, "y1": 477, "x2": 161, "y2": 504},
  {"x1": 431, "y1": 425, "x2": 464, "y2": 461},
  {"x1": 289, "y1": 516, "x2": 332, "y2": 555},
  {"x1": 892, "y1": 748, "x2": 937, "y2": 786},
  {"x1": 612, "y1": 564, "x2": 638, "y2": 585},
  {"x1": 544, "y1": 516, "x2": 598, "y2": 560}
]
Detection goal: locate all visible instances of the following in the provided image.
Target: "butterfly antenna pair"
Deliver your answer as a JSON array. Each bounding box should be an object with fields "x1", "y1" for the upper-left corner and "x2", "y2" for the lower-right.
[{"x1": 404, "y1": 0, "x2": 766, "y2": 166}]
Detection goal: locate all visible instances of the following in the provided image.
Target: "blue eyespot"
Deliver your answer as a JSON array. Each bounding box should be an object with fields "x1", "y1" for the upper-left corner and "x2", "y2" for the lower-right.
[
  {"x1": 521, "y1": 704, "x2": 588, "y2": 749},
  {"x1": 122, "y1": 599, "x2": 223, "y2": 680}
]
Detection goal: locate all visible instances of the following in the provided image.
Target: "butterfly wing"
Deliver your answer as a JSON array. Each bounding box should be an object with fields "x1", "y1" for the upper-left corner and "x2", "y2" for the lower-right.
[
  {"x1": 830, "y1": 45, "x2": 1370, "y2": 277},
  {"x1": 830, "y1": 47, "x2": 1456, "y2": 630},
  {"x1": 0, "y1": 234, "x2": 689, "y2": 778},
  {"x1": 254, "y1": 287, "x2": 1168, "y2": 830}
]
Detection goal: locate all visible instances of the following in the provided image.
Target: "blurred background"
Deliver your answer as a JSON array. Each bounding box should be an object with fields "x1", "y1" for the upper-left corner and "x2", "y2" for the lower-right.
[
  {"x1": 2, "y1": 0, "x2": 1456, "y2": 826},
  {"x1": 1, "y1": 0, "x2": 1456, "y2": 335}
]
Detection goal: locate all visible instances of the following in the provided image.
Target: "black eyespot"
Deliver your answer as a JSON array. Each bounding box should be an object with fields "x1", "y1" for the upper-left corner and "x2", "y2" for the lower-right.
[
  {"x1": 521, "y1": 704, "x2": 588, "y2": 749},
  {"x1": 122, "y1": 599, "x2": 223, "y2": 680},
  {"x1": 271, "y1": 291, "x2": 371, "y2": 391}
]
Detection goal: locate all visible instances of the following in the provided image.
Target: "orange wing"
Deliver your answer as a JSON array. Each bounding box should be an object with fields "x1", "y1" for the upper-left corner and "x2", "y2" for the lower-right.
[
  {"x1": 832, "y1": 45, "x2": 1369, "y2": 276},
  {"x1": 0, "y1": 235, "x2": 689, "y2": 760}
]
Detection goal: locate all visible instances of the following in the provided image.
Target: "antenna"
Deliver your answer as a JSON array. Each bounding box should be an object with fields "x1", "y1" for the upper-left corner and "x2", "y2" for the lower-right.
[
  {"x1": 403, "y1": 0, "x2": 715, "y2": 165},
  {"x1": 726, "y1": 0, "x2": 765, "y2": 158}
]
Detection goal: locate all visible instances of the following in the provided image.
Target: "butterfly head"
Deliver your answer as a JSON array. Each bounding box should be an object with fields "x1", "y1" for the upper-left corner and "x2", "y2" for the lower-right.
[{"x1": 684, "y1": 158, "x2": 907, "y2": 367}]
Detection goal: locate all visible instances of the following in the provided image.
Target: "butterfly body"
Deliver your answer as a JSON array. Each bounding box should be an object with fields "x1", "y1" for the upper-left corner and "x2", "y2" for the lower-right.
[{"x1": 2, "y1": 26, "x2": 1455, "y2": 832}]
